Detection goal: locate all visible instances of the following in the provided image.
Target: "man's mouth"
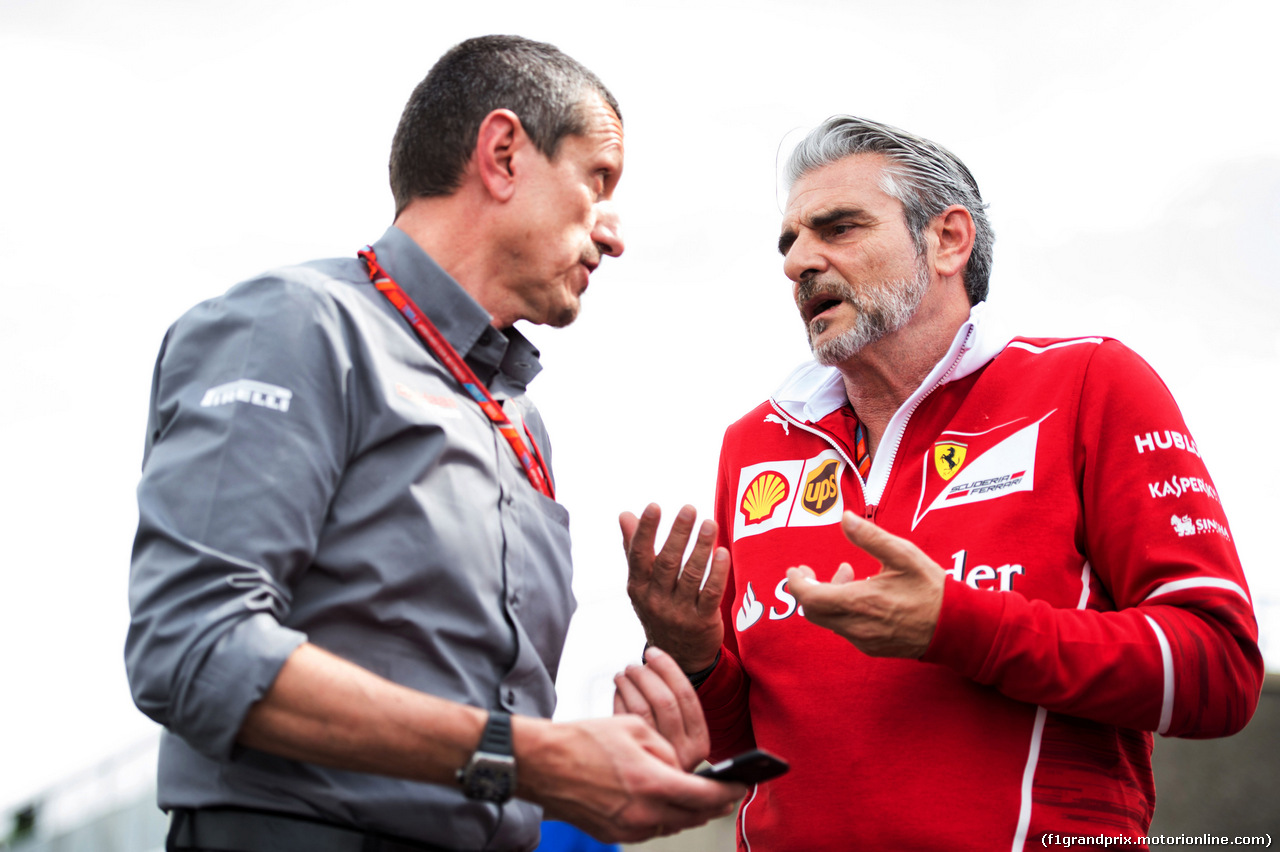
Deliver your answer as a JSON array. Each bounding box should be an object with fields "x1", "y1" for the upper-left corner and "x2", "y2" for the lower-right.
[
  {"x1": 801, "y1": 295, "x2": 844, "y2": 323},
  {"x1": 573, "y1": 259, "x2": 597, "y2": 295}
]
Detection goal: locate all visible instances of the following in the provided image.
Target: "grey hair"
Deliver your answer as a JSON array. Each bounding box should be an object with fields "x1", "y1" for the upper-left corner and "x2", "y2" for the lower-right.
[{"x1": 785, "y1": 116, "x2": 994, "y2": 305}]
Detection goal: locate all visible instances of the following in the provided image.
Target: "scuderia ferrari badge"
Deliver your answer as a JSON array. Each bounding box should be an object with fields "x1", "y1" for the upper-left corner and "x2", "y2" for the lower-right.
[{"x1": 934, "y1": 442, "x2": 967, "y2": 481}]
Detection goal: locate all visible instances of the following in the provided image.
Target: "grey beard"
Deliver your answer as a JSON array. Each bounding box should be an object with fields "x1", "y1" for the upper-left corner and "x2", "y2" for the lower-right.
[{"x1": 804, "y1": 261, "x2": 931, "y2": 366}]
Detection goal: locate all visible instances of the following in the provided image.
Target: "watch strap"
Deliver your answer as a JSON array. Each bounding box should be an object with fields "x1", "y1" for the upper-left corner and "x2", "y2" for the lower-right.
[{"x1": 478, "y1": 710, "x2": 512, "y2": 755}]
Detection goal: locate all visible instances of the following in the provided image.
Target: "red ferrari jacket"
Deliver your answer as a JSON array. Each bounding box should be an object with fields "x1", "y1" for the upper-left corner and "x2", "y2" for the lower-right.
[{"x1": 697, "y1": 305, "x2": 1262, "y2": 851}]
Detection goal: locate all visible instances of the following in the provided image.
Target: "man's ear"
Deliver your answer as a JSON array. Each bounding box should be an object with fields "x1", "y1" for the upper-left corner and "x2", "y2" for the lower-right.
[
  {"x1": 931, "y1": 205, "x2": 976, "y2": 279},
  {"x1": 474, "y1": 109, "x2": 524, "y2": 203}
]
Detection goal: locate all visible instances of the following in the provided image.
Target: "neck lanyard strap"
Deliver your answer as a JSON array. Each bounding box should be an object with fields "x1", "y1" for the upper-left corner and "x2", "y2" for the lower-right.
[{"x1": 359, "y1": 246, "x2": 555, "y2": 500}]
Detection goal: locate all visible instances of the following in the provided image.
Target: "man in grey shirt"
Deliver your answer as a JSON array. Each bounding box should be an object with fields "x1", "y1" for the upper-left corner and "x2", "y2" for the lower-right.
[{"x1": 126, "y1": 35, "x2": 742, "y2": 852}]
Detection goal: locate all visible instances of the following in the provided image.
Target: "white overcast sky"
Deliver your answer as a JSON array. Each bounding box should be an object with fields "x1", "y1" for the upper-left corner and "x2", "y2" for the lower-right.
[{"x1": 2, "y1": 0, "x2": 1278, "y2": 815}]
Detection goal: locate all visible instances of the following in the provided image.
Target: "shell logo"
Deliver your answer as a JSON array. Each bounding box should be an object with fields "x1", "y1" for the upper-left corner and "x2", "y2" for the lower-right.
[{"x1": 740, "y1": 471, "x2": 790, "y2": 525}]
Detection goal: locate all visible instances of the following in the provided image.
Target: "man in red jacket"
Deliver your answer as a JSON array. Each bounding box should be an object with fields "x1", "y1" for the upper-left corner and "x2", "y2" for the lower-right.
[{"x1": 619, "y1": 116, "x2": 1263, "y2": 850}]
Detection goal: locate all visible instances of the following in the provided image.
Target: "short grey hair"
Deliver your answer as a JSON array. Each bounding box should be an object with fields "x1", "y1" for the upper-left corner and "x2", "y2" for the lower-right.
[{"x1": 785, "y1": 116, "x2": 994, "y2": 305}]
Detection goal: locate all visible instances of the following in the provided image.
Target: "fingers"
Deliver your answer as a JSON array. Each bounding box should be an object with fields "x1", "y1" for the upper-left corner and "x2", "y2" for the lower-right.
[
  {"x1": 621, "y1": 714, "x2": 683, "y2": 768},
  {"x1": 675, "y1": 519, "x2": 718, "y2": 599},
  {"x1": 614, "y1": 663, "x2": 673, "y2": 732},
  {"x1": 619, "y1": 511, "x2": 640, "y2": 551},
  {"x1": 533, "y1": 716, "x2": 744, "y2": 844},
  {"x1": 622, "y1": 504, "x2": 661, "y2": 586},
  {"x1": 639, "y1": 772, "x2": 745, "y2": 833},
  {"x1": 624, "y1": 504, "x2": 722, "y2": 602},
  {"x1": 696, "y1": 547, "x2": 732, "y2": 618},
  {"x1": 840, "y1": 511, "x2": 926, "y2": 569},
  {"x1": 788, "y1": 565, "x2": 817, "y2": 584},
  {"x1": 783, "y1": 520, "x2": 945, "y2": 658},
  {"x1": 613, "y1": 671, "x2": 646, "y2": 719},
  {"x1": 595, "y1": 773, "x2": 742, "y2": 842},
  {"x1": 655, "y1": 768, "x2": 747, "y2": 814},
  {"x1": 613, "y1": 647, "x2": 710, "y2": 771},
  {"x1": 622, "y1": 502, "x2": 727, "y2": 673},
  {"x1": 785, "y1": 565, "x2": 843, "y2": 616},
  {"x1": 642, "y1": 648, "x2": 709, "y2": 759},
  {"x1": 652, "y1": 505, "x2": 698, "y2": 588},
  {"x1": 831, "y1": 562, "x2": 855, "y2": 584},
  {"x1": 617, "y1": 665, "x2": 685, "y2": 749}
]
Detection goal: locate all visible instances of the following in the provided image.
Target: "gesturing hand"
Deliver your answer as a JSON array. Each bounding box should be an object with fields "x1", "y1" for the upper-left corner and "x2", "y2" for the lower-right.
[
  {"x1": 621, "y1": 504, "x2": 728, "y2": 673},
  {"x1": 786, "y1": 512, "x2": 945, "y2": 658},
  {"x1": 514, "y1": 713, "x2": 744, "y2": 844},
  {"x1": 613, "y1": 646, "x2": 710, "y2": 771}
]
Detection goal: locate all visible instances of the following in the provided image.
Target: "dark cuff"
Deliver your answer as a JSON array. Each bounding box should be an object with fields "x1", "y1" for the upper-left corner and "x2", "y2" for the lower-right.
[
  {"x1": 685, "y1": 650, "x2": 722, "y2": 688},
  {"x1": 641, "y1": 643, "x2": 722, "y2": 688}
]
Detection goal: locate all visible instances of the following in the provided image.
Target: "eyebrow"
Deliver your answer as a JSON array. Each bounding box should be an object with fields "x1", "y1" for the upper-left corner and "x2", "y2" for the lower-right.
[{"x1": 777, "y1": 207, "x2": 871, "y2": 256}]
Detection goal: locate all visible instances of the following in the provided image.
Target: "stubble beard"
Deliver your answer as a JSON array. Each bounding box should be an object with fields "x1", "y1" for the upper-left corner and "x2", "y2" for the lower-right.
[
  {"x1": 546, "y1": 298, "x2": 581, "y2": 328},
  {"x1": 546, "y1": 252, "x2": 599, "y2": 328},
  {"x1": 802, "y1": 258, "x2": 931, "y2": 366}
]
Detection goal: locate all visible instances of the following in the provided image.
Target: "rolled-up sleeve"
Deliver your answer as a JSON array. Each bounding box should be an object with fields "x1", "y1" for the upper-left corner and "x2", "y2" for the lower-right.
[{"x1": 126, "y1": 272, "x2": 351, "y2": 759}]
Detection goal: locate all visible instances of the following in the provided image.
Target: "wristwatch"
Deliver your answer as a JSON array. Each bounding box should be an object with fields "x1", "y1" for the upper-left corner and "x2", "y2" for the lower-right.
[{"x1": 456, "y1": 710, "x2": 516, "y2": 804}]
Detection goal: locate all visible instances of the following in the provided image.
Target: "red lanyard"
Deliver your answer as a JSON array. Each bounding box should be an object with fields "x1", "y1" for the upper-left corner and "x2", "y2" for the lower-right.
[{"x1": 359, "y1": 247, "x2": 555, "y2": 500}]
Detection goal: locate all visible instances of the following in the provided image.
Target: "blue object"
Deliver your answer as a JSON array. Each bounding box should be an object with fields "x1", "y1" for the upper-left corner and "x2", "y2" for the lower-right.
[{"x1": 535, "y1": 820, "x2": 621, "y2": 851}]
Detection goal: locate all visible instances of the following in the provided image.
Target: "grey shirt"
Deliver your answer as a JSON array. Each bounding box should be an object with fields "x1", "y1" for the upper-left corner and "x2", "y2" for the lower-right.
[{"x1": 126, "y1": 226, "x2": 575, "y2": 851}]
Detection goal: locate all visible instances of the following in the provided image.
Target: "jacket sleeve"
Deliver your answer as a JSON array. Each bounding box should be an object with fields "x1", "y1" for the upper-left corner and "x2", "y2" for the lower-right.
[
  {"x1": 124, "y1": 274, "x2": 351, "y2": 759},
  {"x1": 923, "y1": 340, "x2": 1263, "y2": 737},
  {"x1": 696, "y1": 429, "x2": 758, "y2": 762}
]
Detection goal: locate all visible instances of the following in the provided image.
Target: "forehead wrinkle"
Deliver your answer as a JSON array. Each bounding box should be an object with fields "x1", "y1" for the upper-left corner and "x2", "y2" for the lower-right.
[{"x1": 567, "y1": 95, "x2": 625, "y2": 164}]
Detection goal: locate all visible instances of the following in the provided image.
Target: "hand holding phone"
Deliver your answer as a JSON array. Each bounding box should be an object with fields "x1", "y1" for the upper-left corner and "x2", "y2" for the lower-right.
[{"x1": 695, "y1": 749, "x2": 789, "y2": 785}]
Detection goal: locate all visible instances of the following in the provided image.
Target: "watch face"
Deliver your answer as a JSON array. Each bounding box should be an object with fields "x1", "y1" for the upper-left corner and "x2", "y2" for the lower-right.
[{"x1": 465, "y1": 754, "x2": 515, "y2": 803}]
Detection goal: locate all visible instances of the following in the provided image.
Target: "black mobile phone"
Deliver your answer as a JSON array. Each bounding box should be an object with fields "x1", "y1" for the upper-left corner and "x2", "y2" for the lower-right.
[{"x1": 695, "y1": 749, "x2": 789, "y2": 785}]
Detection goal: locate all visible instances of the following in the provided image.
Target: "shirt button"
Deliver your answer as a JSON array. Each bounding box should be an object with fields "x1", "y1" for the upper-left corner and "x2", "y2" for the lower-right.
[{"x1": 504, "y1": 689, "x2": 516, "y2": 707}]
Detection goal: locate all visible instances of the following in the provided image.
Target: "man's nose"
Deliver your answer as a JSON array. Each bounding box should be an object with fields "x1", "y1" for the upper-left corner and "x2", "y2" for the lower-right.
[
  {"x1": 782, "y1": 230, "x2": 827, "y2": 282},
  {"x1": 592, "y1": 201, "x2": 625, "y2": 258}
]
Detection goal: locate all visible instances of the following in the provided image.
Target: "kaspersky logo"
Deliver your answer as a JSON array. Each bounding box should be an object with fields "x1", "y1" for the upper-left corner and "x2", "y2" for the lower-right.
[{"x1": 911, "y1": 411, "x2": 1054, "y2": 529}]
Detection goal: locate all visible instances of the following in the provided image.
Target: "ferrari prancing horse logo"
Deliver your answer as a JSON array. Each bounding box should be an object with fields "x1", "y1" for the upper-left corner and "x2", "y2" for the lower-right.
[{"x1": 934, "y1": 442, "x2": 967, "y2": 481}]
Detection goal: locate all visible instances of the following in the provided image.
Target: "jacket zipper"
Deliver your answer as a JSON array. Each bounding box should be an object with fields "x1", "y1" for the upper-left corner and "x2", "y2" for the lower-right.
[
  {"x1": 768, "y1": 324, "x2": 975, "y2": 521},
  {"x1": 864, "y1": 324, "x2": 975, "y2": 505}
]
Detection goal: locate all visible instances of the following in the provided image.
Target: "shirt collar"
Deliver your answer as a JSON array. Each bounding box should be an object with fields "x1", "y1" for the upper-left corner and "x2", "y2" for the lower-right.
[{"x1": 368, "y1": 226, "x2": 543, "y2": 390}]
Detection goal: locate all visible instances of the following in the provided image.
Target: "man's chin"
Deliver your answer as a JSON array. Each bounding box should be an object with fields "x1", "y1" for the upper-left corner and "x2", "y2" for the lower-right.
[
  {"x1": 545, "y1": 300, "x2": 581, "y2": 329},
  {"x1": 810, "y1": 324, "x2": 881, "y2": 366}
]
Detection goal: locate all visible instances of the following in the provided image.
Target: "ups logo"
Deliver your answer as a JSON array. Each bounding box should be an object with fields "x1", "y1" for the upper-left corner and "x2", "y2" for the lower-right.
[{"x1": 802, "y1": 459, "x2": 841, "y2": 516}]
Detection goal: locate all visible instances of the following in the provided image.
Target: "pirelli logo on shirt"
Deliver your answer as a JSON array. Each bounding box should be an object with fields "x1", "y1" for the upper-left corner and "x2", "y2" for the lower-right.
[
  {"x1": 200, "y1": 379, "x2": 293, "y2": 414},
  {"x1": 733, "y1": 450, "x2": 845, "y2": 541}
]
